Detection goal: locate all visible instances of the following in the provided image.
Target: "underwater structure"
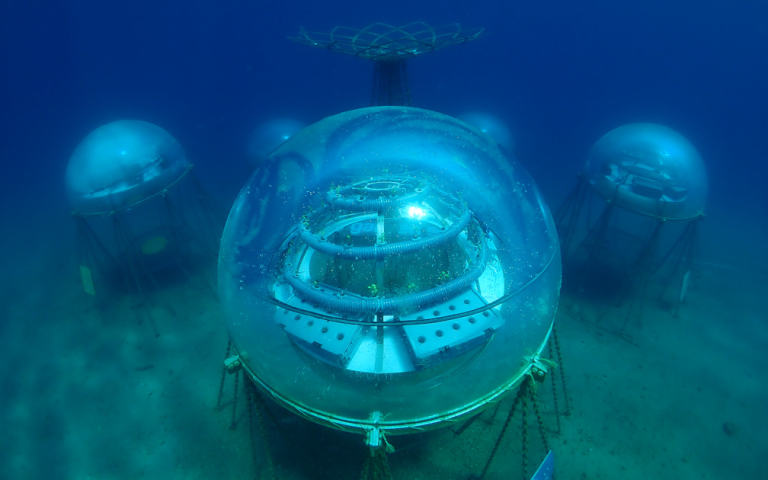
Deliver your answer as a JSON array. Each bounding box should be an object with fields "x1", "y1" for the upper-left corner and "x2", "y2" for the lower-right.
[
  {"x1": 291, "y1": 22, "x2": 484, "y2": 106},
  {"x1": 67, "y1": 120, "x2": 221, "y2": 334},
  {"x1": 217, "y1": 106, "x2": 564, "y2": 475},
  {"x1": 458, "y1": 112, "x2": 514, "y2": 152},
  {"x1": 246, "y1": 118, "x2": 306, "y2": 167},
  {"x1": 555, "y1": 123, "x2": 707, "y2": 337}
]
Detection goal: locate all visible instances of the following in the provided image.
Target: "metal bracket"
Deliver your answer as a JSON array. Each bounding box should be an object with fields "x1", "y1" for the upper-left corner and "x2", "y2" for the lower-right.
[
  {"x1": 364, "y1": 411, "x2": 395, "y2": 455},
  {"x1": 525, "y1": 354, "x2": 556, "y2": 383},
  {"x1": 224, "y1": 354, "x2": 242, "y2": 374}
]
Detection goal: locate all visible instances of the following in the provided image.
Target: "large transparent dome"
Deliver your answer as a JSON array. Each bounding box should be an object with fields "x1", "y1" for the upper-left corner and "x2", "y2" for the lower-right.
[
  {"x1": 584, "y1": 123, "x2": 707, "y2": 220},
  {"x1": 219, "y1": 107, "x2": 561, "y2": 434},
  {"x1": 66, "y1": 120, "x2": 189, "y2": 215}
]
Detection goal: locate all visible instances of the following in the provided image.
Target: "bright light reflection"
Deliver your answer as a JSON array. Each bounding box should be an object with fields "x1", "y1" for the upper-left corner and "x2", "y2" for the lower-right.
[{"x1": 408, "y1": 206, "x2": 426, "y2": 219}]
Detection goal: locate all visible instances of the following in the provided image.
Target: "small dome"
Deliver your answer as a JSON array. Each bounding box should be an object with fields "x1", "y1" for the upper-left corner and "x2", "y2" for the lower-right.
[
  {"x1": 246, "y1": 118, "x2": 306, "y2": 166},
  {"x1": 584, "y1": 123, "x2": 707, "y2": 220},
  {"x1": 458, "y1": 112, "x2": 513, "y2": 151},
  {"x1": 66, "y1": 120, "x2": 188, "y2": 215},
  {"x1": 219, "y1": 107, "x2": 561, "y2": 434}
]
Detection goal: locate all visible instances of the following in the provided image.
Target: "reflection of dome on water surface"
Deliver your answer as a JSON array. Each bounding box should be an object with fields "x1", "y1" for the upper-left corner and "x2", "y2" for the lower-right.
[
  {"x1": 65, "y1": 120, "x2": 189, "y2": 215},
  {"x1": 584, "y1": 123, "x2": 707, "y2": 220},
  {"x1": 219, "y1": 106, "x2": 561, "y2": 435}
]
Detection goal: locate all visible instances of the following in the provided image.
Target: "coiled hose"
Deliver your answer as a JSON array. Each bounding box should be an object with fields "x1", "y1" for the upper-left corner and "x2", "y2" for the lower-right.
[{"x1": 283, "y1": 236, "x2": 489, "y2": 315}]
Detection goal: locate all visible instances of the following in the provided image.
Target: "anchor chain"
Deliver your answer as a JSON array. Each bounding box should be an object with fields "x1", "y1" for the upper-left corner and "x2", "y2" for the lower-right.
[
  {"x1": 552, "y1": 322, "x2": 572, "y2": 414},
  {"x1": 215, "y1": 340, "x2": 232, "y2": 409}
]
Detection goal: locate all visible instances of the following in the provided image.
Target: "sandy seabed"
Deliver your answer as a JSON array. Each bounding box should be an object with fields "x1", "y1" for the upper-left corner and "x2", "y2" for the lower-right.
[{"x1": 1, "y1": 226, "x2": 766, "y2": 480}]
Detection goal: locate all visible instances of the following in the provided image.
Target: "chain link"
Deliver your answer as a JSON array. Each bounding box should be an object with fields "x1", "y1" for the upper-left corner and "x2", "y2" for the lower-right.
[
  {"x1": 215, "y1": 341, "x2": 232, "y2": 410},
  {"x1": 552, "y1": 322, "x2": 571, "y2": 414},
  {"x1": 230, "y1": 369, "x2": 240, "y2": 430}
]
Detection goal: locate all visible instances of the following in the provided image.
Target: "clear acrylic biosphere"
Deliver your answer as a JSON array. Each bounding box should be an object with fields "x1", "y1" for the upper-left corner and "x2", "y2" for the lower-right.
[
  {"x1": 219, "y1": 107, "x2": 561, "y2": 434},
  {"x1": 584, "y1": 123, "x2": 707, "y2": 220},
  {"x1": 66, "y1": 120, "x2": 189, "y2": 215}
]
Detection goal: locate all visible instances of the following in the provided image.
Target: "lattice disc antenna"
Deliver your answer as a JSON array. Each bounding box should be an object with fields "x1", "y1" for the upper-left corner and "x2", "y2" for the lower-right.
[{"x1": 291, "y1": 22, "x2": 485, "y2": 106}]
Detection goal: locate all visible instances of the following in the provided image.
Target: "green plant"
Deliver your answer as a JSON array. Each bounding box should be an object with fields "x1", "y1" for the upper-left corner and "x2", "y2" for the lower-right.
[{"x1": 368, "y1": 284, "x2": 379, "y2": 297}]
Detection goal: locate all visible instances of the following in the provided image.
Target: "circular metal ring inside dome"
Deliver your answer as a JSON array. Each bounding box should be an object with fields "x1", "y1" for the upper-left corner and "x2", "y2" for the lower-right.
[{"x1": 326, "y1": 175, "x2": 430, "y2": 212}]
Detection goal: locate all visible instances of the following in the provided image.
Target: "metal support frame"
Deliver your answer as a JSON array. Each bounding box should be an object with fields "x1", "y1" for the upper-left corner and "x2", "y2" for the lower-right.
[
  {"x1": 371, "y1": 60, "x2": 410, "y2": 106},
  {"x1": 72, "y1": 166, "x2": 223, "y2": 335},
  {"x1": 290, "y1": 22, "x2": 484, "y2": 107},
  {"x1": 555, "y1": 176, "x2": 704, "y2": 342}
]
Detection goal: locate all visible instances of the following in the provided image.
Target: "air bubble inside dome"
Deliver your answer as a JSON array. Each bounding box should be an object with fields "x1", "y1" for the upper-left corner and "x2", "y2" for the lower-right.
[{"x1": 218, "y1": 107, "x2": 561, "y2": 434}]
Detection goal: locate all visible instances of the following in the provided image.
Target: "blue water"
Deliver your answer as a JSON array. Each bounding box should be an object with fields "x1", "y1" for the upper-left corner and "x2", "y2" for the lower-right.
[
  {"x1": 3, "y1": 1, "x2": 766, "y2": 214},
  {"x1": 1, "y1": 1, "x2": 766, "y2": 479}
]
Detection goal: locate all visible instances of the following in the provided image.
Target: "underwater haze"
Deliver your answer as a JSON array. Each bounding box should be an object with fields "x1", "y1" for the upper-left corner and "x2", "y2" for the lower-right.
[{"x1": 1, "y1": 0, "x2": 767, "y2": 479}]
